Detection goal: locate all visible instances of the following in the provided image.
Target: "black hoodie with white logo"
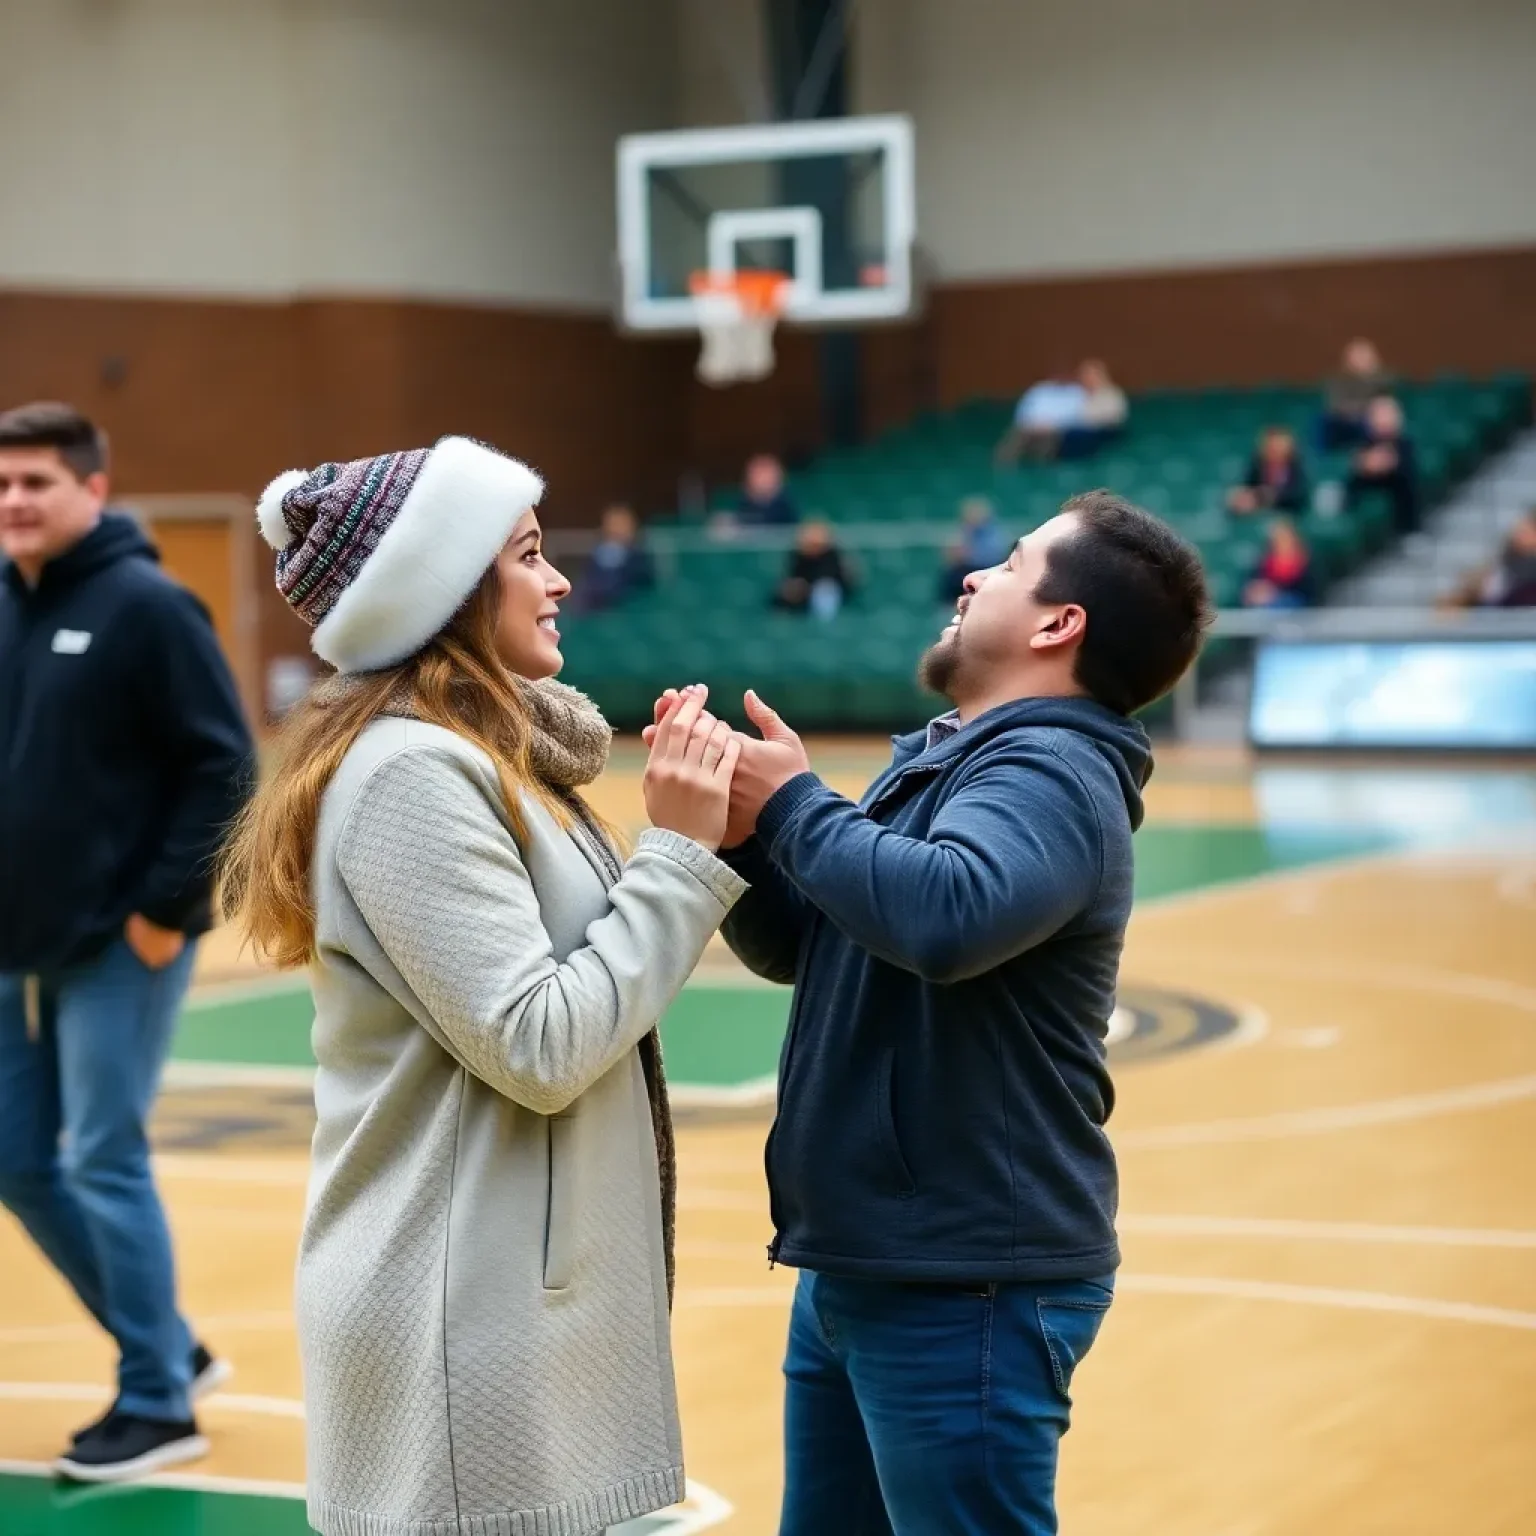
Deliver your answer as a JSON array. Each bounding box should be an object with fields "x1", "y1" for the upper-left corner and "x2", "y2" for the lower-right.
[{"x1": 0, "y1": 514, "x2": 255, "y2": 972}]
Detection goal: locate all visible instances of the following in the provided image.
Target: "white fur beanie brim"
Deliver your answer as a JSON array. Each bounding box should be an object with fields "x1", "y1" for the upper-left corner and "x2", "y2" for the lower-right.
[{"x1": 257, "y1": 437, "x2": 544, "y2": 675}]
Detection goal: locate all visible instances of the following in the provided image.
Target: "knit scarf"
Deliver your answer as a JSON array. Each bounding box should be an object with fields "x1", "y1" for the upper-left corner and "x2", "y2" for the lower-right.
[
  {"x1": 353, "y1": 672, "x2": 678, "y2": 1305},
  {"x1": 515, "y1": 676, "x2": 614, "y2": 792}
]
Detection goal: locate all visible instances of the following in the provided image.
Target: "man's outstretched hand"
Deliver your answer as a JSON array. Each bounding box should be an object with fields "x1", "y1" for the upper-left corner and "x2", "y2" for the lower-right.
[
  {"x1": 644, "y1": 689, "x2": 811, "y2": 849},
  {"x1": 729, "y1": 691, "x2": 811, "y2": 845}
]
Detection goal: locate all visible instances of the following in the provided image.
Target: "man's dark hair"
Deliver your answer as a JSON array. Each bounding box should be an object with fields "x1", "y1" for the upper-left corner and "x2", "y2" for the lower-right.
[
  {"x1": 0, "y1": 401, "x2": 109, "y2": 480},
  {"x1": 1038, "y1": 490, "x2": 1213, "y2": 715}
]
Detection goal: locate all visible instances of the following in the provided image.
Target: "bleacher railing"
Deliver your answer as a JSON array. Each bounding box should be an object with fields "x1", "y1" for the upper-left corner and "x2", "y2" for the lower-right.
[{"x1": 544, "y1": 521, "x2": 962, "y2": 579}]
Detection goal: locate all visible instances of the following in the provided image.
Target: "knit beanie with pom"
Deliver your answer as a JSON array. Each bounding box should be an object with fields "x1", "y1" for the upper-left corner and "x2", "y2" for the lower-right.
[{"x1": 256, "y1": 437, "x2": 543, "y2": 674}]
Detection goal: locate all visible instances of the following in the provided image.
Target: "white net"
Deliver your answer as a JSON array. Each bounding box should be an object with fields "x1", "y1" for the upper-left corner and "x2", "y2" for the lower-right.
[{"x1": 693, "y1": 279, "x2": 786, "y2": 387}]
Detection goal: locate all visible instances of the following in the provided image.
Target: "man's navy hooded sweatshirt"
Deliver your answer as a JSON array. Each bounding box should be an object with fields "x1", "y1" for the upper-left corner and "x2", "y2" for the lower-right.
[
  {"x1": 722, "y1": 696, "x2": 1151, "y2": 1281},
  {"x1": 0, "y1": 514, "x2": 255, "y2": 973}
]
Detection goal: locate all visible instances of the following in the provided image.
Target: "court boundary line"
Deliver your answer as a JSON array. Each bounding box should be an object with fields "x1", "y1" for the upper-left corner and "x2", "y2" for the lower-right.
[
  {"x1": 155, "y1": 1154, "x2": 309, "y2": 1185},
  {"x1": 160, "y1": 1060, "x2": 782, "y2": 1109},
  {"x1": 0, "y1": 1383, "x2": 303, "y2": 1418},
  {"x1": 1120, "y1": 1214, "x2": 1536, "y2": 1247},
  {"x1": 164, "y1": 1062, "x2": 316, "y2": 1091},
  {"x1": 1117, "y1": 1071, "x2": 1536, "y2": 1148},
  {"x1": 666, "y1": 1277, "x2": 1536, "y2": 1330},
  {"x1": 185, "y1": 972, "x2": 311, "y2": 1009},
  {"x1": 0, "y1": 1456, "x2": 307, "y2": 1500},
  {"x1": 0, "y1": 1311, "x2": 293, "y2": 1346},
  {"x1": 1126, "y1": 835, "x2": 1525, "y2": 923},
  {"x1": 1183, "y1": 952, "x2": 1536, "y2": 1017},
  {"x1": 1497, "y1": 864, "x2": 1536, "y2": 908},
  {"x1": 185, "y1": 970, "x2": 785, "y2": 1011},
  {"x1": 676, "y1": 1215, "x2": 1536, "y2": 1252},
  {"x1": 1116, "y1": 1274, "x2": 1536, "y2": 1331}
]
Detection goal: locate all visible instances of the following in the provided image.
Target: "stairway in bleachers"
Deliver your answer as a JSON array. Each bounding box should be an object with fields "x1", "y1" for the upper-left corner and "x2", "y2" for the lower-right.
[{"x1": 1330, "y1": 428, "x2": 1536, "y2": 608}]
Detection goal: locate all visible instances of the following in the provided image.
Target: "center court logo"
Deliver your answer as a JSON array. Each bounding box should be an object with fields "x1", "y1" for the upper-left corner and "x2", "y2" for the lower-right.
[
  {"x1": 152, "y1": 986, "x2": 1246, "y2": 1155},
  {"x1": 1106, "y1": 985, "x2": 1246, "y2": 1064}
]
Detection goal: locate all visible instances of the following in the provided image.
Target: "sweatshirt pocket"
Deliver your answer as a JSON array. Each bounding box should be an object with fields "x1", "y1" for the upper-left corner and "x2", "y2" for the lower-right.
[
  {"x1": 542, "y1": 1114, "x2": 578, "y2": 1291},
  {"x1": 875, "y1": 1051, "x2": 917, "y2": 1198}
]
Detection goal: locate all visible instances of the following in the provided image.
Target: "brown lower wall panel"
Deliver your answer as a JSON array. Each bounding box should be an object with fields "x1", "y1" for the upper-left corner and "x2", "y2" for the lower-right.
[
  {"x1": 0, "y1": 290, "x2": 699, "y2": 521},
  {"x1": 0, "y1": 290, "x2": 300, "y2": 496},
  {"x1": 921, "y1": 244, "x2": 1536, "y2": 403}
]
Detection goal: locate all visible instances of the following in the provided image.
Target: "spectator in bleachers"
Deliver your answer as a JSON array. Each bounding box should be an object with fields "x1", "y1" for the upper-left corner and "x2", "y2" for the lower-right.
[
  {"x1": 1482, "y1": 512, "x2": 1536, "y2": 607},
  {"x1": 1347, "y1": 396, "x2": 1421, "y2": 534},
  {"x1": 960, "y1": 496, "x2": 1011, "y2": 567},
  {"x1": 1060, "y1": 359, "x2": 1129, "y2": 459},
  {"x1": 994, "y1": 372, "x2": 1084, "y2": 464},
  {"x1": 571, "y1": 504, "x2": 652, "y2": 613},
  {"x1": 936, "y1": 497, "x2": 1010, "y2": 601},
  {"x1": 994, "y1": 360, "x2": 1127, "y2": 465},
  {"x1": 1447, "y1": 511, "x2": 1536, "y2": 609},
  {"x1": 737, "y1": 453, "x2": 800, "y2": 526},
  {"x1": 1227, "y1": 428, "x2": 1309, "y2": 516},
  {"x1": 773, "y1": 520, "x2": 853, "y2": 619},
  {"x1": 1243, "y1": 517, "x2": 1315, "y2": 610},
  {"x1": 1319, "y1": 338, "x2": 1395, "y2": 450}
]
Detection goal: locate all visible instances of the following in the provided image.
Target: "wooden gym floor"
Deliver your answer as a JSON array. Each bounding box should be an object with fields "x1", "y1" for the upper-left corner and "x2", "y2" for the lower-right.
[{"x1": 2, "y1": 745, "x2": 1534, "y2": 1534}]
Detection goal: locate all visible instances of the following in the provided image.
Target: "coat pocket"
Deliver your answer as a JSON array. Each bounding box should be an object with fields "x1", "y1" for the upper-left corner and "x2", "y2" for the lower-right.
[
  {"x1": 542, "y1": 1114, "x2": 578, "y2": 1291},
  {"x1": 874, "y1": 1051, "x2": 917, "y2": 1197}
]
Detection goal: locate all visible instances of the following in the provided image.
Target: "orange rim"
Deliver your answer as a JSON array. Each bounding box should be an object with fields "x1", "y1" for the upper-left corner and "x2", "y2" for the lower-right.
[{"x1": 688, "y1": 270, "x2": 791, "y2": 316}]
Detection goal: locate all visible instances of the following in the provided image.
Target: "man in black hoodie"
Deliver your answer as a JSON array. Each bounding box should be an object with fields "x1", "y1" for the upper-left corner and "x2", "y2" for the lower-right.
[
  {"x1": 0, "y1": 403, "x2": 254, "y2": 1482},
  {"x1": 649, "y1": 491, "x2": 1211, "y2": 1534}
]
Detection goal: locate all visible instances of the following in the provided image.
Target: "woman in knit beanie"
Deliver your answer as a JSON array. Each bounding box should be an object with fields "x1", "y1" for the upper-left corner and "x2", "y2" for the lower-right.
[{"x1": 220, "y1": 438, "x2": 747, "y2": 1536}]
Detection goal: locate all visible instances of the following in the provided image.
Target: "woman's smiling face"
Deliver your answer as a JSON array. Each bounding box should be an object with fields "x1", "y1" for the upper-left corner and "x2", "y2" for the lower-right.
[{"x1": 494, "y1": 511, "x2": 571, "y2": 679}]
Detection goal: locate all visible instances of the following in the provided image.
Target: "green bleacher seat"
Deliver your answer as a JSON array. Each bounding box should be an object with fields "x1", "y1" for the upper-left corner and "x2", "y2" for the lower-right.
[{"x1": 581, "y1": 371, "x2": 1533, "y2": 728}]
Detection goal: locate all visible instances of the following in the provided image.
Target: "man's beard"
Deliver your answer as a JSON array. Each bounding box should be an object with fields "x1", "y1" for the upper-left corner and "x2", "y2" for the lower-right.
[{"x1": 918, "y1": 627, "x2": 966, "y2": 700}]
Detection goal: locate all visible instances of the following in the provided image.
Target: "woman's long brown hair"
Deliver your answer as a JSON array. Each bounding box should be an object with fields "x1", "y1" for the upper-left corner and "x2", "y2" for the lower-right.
[{"x1": 219, "y1": 566, "x2": 577, "y2": 970}]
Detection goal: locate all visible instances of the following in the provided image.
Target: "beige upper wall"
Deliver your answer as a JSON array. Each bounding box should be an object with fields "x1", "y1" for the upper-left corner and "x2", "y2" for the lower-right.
[
  {"x1": 0, "y1": 0, "x2": 675, "y2": 307},
  {"x1": 674, "y1": 0, "x2": 770, "y2": 128},
  {"x1": 857, "y1": 0, "x2": 1536, "y2": 281},
  {"x1": 4, "y1": 0, "x2": 1531, "y2": 305}
]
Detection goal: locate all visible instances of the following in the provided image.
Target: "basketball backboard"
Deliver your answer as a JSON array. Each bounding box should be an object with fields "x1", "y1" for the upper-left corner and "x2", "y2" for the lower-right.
[{"x1": 616, "y1": 114, "x2": 915, "y2": 333}]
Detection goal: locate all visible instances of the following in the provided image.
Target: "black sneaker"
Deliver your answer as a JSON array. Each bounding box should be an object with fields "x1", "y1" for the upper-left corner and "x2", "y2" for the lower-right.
[
  {"x1": 69, "y1": 1343, "x2": 231, "y2": 1446},
  {"x1": 55, "y1": 1410, "x2": 209, "y2": 1483}
]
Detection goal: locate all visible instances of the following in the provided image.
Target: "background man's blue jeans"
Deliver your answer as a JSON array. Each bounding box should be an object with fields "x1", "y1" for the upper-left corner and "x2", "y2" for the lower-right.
[
  {"x1": 780, "y1": 1269, "x2": 1114, "y2": 1536},
  {"x1": 0, "y1": 937, "x2": 198, "y2": 1421}
]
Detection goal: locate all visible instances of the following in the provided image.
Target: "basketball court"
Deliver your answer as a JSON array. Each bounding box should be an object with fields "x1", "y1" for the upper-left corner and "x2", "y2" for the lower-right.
[{"x1": 2, "y1": 745, "x2": 1533, "y2": 1534}]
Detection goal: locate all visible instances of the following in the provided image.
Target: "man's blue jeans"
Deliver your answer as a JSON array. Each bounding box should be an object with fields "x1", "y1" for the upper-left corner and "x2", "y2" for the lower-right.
[
  {"x1": 0, "y1": 937, "x2": 197, "y2": 1421},
  {"x1": 780, "y1": 1269, "x2": 1114, "y2": 1536}
]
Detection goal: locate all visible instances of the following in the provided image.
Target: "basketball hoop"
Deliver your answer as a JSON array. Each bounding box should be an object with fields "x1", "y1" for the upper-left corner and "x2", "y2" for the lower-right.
[{"x1": 689, "y1": 271, "x2": 790, "y2": 387}]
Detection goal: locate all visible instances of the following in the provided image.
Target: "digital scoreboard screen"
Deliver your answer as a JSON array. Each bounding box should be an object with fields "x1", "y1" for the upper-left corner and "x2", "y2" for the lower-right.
[{"x1": 1248, "y1": 638, "x2": 1536, "y2": 750}]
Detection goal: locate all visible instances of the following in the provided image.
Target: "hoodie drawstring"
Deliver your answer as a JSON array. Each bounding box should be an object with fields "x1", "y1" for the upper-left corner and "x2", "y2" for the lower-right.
[{"x1": 23, "y1": 974, "x2": 41, "y2": 1041}]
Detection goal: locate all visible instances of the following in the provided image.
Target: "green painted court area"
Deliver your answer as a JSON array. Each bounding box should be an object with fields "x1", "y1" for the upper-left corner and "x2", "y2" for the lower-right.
[
  {"x1": 0, "y1": 1471, "x2": 695, "y2": 1536},
  {"x1": 0, "y1": 1473, "x2": 311, "y2": 1536},
  {"x1": 172, "y1": 823, "x2": 1392, "y2": 1083}
]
